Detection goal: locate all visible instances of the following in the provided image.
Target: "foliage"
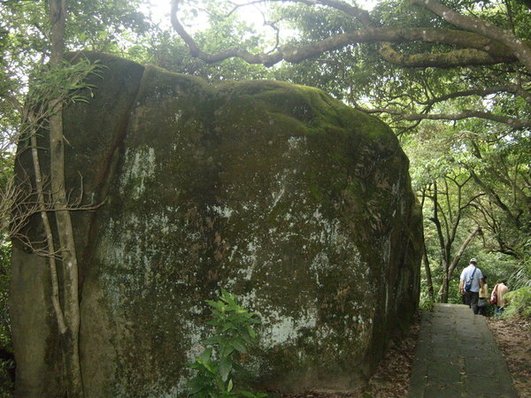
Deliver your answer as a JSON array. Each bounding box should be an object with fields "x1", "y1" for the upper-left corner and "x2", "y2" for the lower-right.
[
  {"x1": 419, "y1": 290, "x2": 435, "y2": 311},
  {"x1": 188, "y1": 290, "x2": 266, "y2": 398},
  {"x1": 142, "y1": 0, "x2": 272, "y2": 82},
  {"x1": 145, "y1": 30, "x2": 271, "y2": 82},
  {"x1": 27, "y1": 58, "x2": 103, "y2": 109},
  {"x1": 0, "y1": 238, "x2": 12, "y2": 397},
  {"x1": 1, "y1": 2, "x2": 150, "y2": 395},
  {"x1": 508, "y1": 261, "x2": 531, "y2": 290},
  {"x1": 172, "y1": 0, "x2": 531, "y2": 133},
  {"x1": 403, "y1": 112, "x2": 529, "y2": 304},
  {"x1": 502, "y1": 287, "x2": 531, "y2": 319},
  {"x1": 65, "y1": 0, "x2": 152, "y2": 51},
  {"x1": 0, "y1": 0, "x2": 155, "y2": 253},
  {"x1": 0, "y1": 0, "x2": 153, "y2": 142},
  {"x1": 0, "y1": 126, "x2": 13, "y2": 398},
  {"x1": 481, "y1": 301, "x2": 497, "y2": 318}
]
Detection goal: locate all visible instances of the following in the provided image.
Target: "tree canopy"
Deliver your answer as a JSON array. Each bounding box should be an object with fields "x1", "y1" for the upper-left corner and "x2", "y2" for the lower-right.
[
  {"x1": 170, "y1": 0, "x2": 530, "y2": 130},
  {"x1": 0, "y1": 0, "x2": 529, "y2": 316}
]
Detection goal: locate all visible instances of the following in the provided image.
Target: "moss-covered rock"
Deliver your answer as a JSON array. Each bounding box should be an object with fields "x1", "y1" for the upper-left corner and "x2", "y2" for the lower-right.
[{"x1": 11, "y1": 53, "x2": 422, "y2": 397}]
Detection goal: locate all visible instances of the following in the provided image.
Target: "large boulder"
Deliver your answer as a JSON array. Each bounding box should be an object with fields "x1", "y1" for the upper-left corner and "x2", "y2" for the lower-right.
[{"x1": 10, "y1": 53, "x2": 422, "y2": 397}]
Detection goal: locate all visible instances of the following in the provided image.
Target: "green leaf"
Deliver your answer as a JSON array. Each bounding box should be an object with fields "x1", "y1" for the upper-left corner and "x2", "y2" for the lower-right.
[
  {"x1": 187, "y1": 290, "x2": 263, "y2": 397},
  {"x1": 219, "y1": 357, "x2": 232, "y2": 382},
  {"x1": 232, "y1": 340, "x2": 247, "y2": 353}
]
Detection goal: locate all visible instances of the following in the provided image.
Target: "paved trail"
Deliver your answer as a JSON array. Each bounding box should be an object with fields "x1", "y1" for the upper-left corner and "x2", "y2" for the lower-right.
[{"x1": 408, "y1": 303, "x2": 517, "y2": 398}]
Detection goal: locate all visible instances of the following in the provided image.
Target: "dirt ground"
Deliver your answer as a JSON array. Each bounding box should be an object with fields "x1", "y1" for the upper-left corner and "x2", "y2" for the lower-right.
[
  {"x1": 279, "y1": 312, "x2": 530, "y2": 398},
  {"x1": 486, "y1": 316, "x2": 531, "y2": 398}
]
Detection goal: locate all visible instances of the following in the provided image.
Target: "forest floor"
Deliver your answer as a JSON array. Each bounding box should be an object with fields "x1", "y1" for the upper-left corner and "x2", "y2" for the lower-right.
[
  {"x1": 486, "y1": 316, "x2": 531, "y2": 398},
  {"x1": 279, "y1": 312, "x2": 530, "y2": 398}
]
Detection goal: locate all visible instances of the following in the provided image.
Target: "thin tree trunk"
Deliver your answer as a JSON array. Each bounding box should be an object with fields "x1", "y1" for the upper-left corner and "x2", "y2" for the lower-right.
[
  {"x1": 49, "y1": 101, "x2": 83, "y2": 397},
  {"x1": 422, "y1": 242, "x2": 435, "y2": 302},
  {"x1": 439, "y1": 263, "x2": 450, "y2": 303},
  {"x1": 420, "y1": 188, "x2": 435, "y2": 302},
  {"x1": 48, "y1": 0, "x2": 83, "y2": 396},
  {"x1": 29, "y1": 121, "x2": 67, "y2": 336}
]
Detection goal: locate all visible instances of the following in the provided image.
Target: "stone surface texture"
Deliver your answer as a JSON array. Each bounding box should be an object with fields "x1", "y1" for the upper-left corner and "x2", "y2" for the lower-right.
[
  {"x1": 408, "y1": 304, "x2": 517, "y2": 398},
  {"x1": 10, "y1": 53, "x2": 422, "y2": 397}
]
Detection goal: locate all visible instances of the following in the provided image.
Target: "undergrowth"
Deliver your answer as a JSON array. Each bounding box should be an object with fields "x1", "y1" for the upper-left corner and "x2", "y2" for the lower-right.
[{"x1": 188, "y1": 289, "x2": 267, "y2": 398}]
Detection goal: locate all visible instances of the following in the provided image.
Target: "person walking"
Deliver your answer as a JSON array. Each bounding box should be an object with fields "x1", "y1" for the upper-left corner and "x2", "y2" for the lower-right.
[
  {"x1": 491, "y1": 280, "x2": 509, "y2": 315},
  {"x1": 477, "y1": 276, "x2": 489, "y2": 316},
  {"x1": 459, "y1": 258, "x2": 484, "y2": 314}
]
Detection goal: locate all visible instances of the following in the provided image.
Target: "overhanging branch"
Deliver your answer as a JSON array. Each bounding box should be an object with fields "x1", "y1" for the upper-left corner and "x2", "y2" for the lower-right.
[
  {"x1": 379, "y1": 42, "x2": 513, "y2": 68},
  {"x1": 411, "y1": 0, "x2": 531, "y2": 72},
  {"x1": 401, "y1": 111, "x2": 531, "y2": 128},
  {"x1": 358, "y1": 106, "x2": 531, "y2": 129},
  {"x1": 171, "y1": 0, "x2": 516, "y2": 67},
  {"x1": 422, "y1": 85, "x2": 531, "y2": 106}
]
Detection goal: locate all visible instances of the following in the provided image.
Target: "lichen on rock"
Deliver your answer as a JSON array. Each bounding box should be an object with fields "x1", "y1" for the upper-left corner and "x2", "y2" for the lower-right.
[{"x1": 10, "y1": 52, "x2": 422, "y2": 397}]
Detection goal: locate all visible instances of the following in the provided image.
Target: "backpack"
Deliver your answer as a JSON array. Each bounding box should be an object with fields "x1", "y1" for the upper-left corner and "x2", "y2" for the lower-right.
[{"x1": 464, "y1": 267, "x2": 477, "y2": 292}]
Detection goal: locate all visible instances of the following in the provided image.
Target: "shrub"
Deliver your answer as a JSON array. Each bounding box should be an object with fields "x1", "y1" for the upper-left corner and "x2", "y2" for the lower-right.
[
  {"x1": 502, "y1": 287, "x2": 531, "y2": 319},
  {"x1": 419, "y1": 291, "x2": 434, "y2": 311},
  {"x1": 188, "y1": 289, "x2": 266, "y2": 398}
]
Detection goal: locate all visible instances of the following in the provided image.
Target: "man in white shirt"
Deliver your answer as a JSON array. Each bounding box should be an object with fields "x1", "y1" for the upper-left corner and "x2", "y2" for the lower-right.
[{"x1": 459, "y1": 258, "x2": 484, "y2": 314}]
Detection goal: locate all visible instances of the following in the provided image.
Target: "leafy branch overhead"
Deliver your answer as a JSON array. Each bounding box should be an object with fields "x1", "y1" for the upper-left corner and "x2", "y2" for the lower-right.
[
  {"x1": 170, "y1": 0, "x2": 531, "y2": 129},
  {"x1": 171, "y1": 0, "x2": 528, "y2": 67}
]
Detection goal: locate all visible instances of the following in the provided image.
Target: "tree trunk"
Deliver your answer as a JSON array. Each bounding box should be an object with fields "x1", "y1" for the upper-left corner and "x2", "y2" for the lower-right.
[
  {"x1": 48, "y1": 0, "x2": 84, "y2": 396},
  {"x1": 29, "y1": 117, "x2": 67, "y2": 337},
  {"x1": 422, "y1": 242, "x2": 435, "y2": 302},
  {"x1": 49, "y1": 100, "x2": 84, "y2": 397},
  {"x1": 419, "y1": 189, "x2": 435, "y2": 302},
  {"x1": 439, "y1": 262, "x2": 450, "y2": 303}
]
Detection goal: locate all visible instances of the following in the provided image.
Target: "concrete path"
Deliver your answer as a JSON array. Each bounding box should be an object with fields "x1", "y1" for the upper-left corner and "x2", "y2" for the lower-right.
[{"x1": 408, "y1": 303, "x2": 518, "y2": 398}]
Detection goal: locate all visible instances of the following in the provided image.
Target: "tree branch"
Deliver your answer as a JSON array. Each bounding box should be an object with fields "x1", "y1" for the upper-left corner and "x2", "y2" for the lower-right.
[
  {"x1": 227, "y1": 0, "x2": 372, "y2": 25},
  {"x1": 422, "y1": 85, "x2": 531, "y2": 106},
  {"x1": 447, "y1": 226, "x2": 482, "y2": 278},
  {"x1": 411, "y1": 0, "x2": 531, "y2": 72},
  {"x1": 378, "y1": 42, "x2": 514, "y2": 68},
  {"x1": 357, "y1": 105, "x2": 531, "y2": 129},
  {"x1": 171, "y1": 0, "x2": 516, "y2": 67},
  {"x1": 401, "y1": 110, "x2": 531, "y2": 128},
  {"x1": 468, "y1": 169, "x2": 521, "y2": 228}
]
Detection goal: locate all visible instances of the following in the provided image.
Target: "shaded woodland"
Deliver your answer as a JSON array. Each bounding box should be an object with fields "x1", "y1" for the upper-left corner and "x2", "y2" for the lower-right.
[{"x1": 0, "y1": 0, "x2": 529, "y2": 396}]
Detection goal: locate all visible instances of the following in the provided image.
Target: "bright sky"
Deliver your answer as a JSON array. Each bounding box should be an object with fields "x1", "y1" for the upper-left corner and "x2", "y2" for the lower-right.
[{"x1": 143, "y1": 0, "x2": 379, "y2": 31}]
